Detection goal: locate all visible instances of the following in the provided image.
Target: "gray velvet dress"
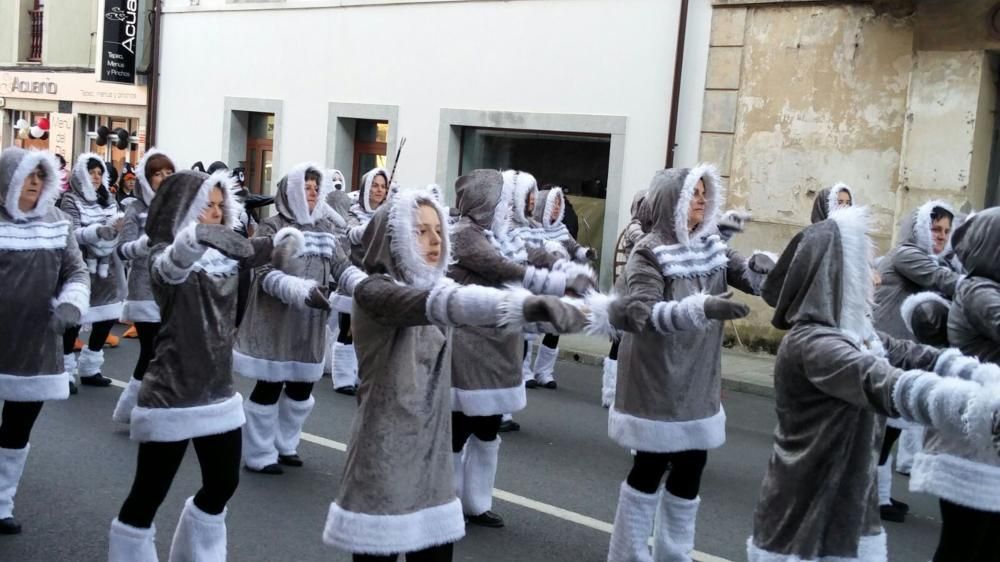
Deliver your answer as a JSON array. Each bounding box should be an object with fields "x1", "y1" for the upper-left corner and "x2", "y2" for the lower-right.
[
  {"x1": 0, "y1": 148, "x2": 89, "y2": 401},
  {"x1": 117, "y1": 148, "x2": 168, "y2": 324}
]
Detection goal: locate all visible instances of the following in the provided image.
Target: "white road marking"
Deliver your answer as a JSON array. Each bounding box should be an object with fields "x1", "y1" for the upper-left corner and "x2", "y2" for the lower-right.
[{"x1": 108, "y1": 379, "x2": 733, "y2": 562}]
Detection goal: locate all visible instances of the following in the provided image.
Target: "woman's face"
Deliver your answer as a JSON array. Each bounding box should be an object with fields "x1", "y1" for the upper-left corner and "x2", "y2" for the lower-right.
[
  {"x1": 17, "y1": 165, "x2": 46, "y2": 212},
  {"x1": 88, "y1": 166, "x2": 103, "y2": 188},
  {"x1": 304, "y1": 176, "x2": 319, "y2": 211},
  {"x1": 931, "y1": 216, "x2": 952, "y2": 255},
  {"x1": 416, "y1": 203, "x2": 443, "y2": 266},
  {"x1": 150, "y1": 168, "x2": 173, "y2": 191},
  {"x1": 198, "y1": 187, "x2": 225, "y2": 225},
  {"x1": 370, "y1": 175, "x2": 388, "y2": 208},
  {"x1": 687, "y1": 179, "x2": 706, "y2": 231},
  {"x1": 125, "y1": 177, "x2": 136, "y2": 191},
  {"x1": 526, "y1": 191, "x2": 536, "y2": 216},
  {"x1": 836, "y1": 190, "x2": 852, "y2": 208},
  {"x1": 549, "y1": 195, "x2": 563, "y2": 224}
]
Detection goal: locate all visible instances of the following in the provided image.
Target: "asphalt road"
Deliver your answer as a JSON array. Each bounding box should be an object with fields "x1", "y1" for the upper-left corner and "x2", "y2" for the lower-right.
[{"x1": 0, "y1": 330, "x2": 942, "y2": 561}]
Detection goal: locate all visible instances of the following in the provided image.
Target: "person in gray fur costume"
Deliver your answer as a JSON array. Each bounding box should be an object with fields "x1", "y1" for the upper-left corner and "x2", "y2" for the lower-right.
[
  {"x1": 810, "y1": 182, "x2": 854, "y2": 224},
  {"x1": 0, "y1": 147, "x2": 89, "y2": 535},
  {"x1": 107, "y1": 169, "x2": 284, "y2": 562},
  {"x1": 448, "y1": 169, "x2": 595, "y2": 529},
  {"x1": 746, "y1": 204, "x2": 1000, "y2": 562},
  {"x1": 323, "y1": 188, "x2": 584, "y2": 561},
  {"x1": 899, "y1": 208, "x2": 1000, "y2": 561},
  {"x1": 872, "y1": 199, "x2": 963, "y2": 522},
  {"x1": 235, "y1": 163, "x2": 364, "y2": 475},
  {"x1": 584, "y1": 164, "x2": 776, "y2": 562},
  {"x1": 111, "y1": 148, "x2": 176, "y2": 424},
  {"x1": 60, "y1": 153, "x2": 127, "y2": 391}
]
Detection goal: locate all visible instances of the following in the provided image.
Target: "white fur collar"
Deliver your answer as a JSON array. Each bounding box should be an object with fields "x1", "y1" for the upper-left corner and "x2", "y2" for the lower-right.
[
  {"x1": 913, "y1": 199, "x2": 955, "y2": 256},
  {"x1": 72, "y1": 152, "x2": 108, "y2": 202},
  {"x1": 284, "y1": 161, "x2": 342, "y2": 227},
  {"x1": 503, "y1": 169, "x2": 538, "y2": 226},
  {"x1": 135, "y1": 148, "x2": 167, "y2": 207},
  {"x1": 542, "y1": 187, "x2": 566, "y2": 229},
  {"x1": 827, "y1": 182, "x2": 853, "y2": 214},
  {"x1": 388, "y1": 188, "x2": 451, "y2": 289},
  {"x1": 4, "y1": 150, "x2": 61, "y2": 222},
  {"x1": 674, "y1": 163, "x2": 724, "y2": 245},
  {"x1": 360, "y1": 167, "x2": 389, "y2": 214},
  {"x1": 175, "y1": 170, "x2": 243, "y2": 235},
  {"x1": 830, "y1": 205, "x2": 878, "y2": 345}
]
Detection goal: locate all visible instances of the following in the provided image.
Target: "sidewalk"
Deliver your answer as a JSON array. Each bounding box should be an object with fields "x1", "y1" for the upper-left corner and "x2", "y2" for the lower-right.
[{"x1": 557, "y1": 334, "x2": 777, "y2": 399}]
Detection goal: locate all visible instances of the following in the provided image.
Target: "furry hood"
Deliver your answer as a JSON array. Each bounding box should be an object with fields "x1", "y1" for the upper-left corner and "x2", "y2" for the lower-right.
[
  {"x1": 358, "y1": 167, "x2": 390, "y2": 214},
  {"x1": 0, "y1": 147, "x2": 62, "y2": 222},
  {"x1": 763, "y1": 205, "x2": 876, "y2": 342},
  {"x1": 274, "y1": 162, "x2": 343, "y2": 227},
  {"x1": 898, "y1": 199, "x2": 956, "y2": 255},
  {"x1": 145, "y1": 170, "x2": 243, "y2": 246},
  {"x1": 951, "y1": 206, "x2": 1000, "y2": 283},
  {"x1": 328, "y1": 169, "x2": 346, "y2": 192},
  {"x1": 134, "y1": 148, "x2": 174, "y2": 207},
  {"x1": 533, "y1": 187, "x2": 566, "y2": 229},
  {"x1": 642, "y1": 164, "x2": 724, "y2": 245},
  {"x1": 361, "y1": 188, "x2": 451, "y2": 290},
  {"x1": 810, "y1": 182, "x2": 854, "y2": 224},
  {"x1": 455, "y1": 169, "x2": 504, "y2": 230},
  {"x1": 70, "y1": 152, "x2": 109, "y2": 203},
  {"x1": 502, "y1": 169, "x2": 538, "y2": 227}
]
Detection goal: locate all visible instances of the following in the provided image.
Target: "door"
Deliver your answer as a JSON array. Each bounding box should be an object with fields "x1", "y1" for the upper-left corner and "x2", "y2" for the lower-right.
[{"x1": 246, "y1": 138, "x2": 273, "y2": 196}]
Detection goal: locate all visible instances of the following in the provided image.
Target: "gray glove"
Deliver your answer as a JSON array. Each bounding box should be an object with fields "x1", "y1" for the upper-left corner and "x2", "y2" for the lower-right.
[
  {"x1": 748, "y1": 253, "x2": 776, "y2": 274},
  {"x1": 523, "y1": 296, "x2": 586, "y2": 333},
  {"x1": 566, "y1": 273, "x2": 596, "y2": 297},
  {"x1": 584, "y1": 247, "x2": 597, "y2": 260},
  {"x1": 96, "y1": 225, "x2": 118, "y2": 241},
  {"x1": 608, "y1": 295, "x2": 648, "y2": 332},
  {"x1": 717, "y1": 210, "x2": 751, "y2": 242},
  {"x1": 305, "y1": 286, "x2": 331, "y2": 311},
  {"x1": 703, "y1": 291, "x2": 750, "y2": 321},
  {"x1": 50, "y1": 302, "x2": 80, "y2": 333},
  {"x1": 195, "y1": 224, "x2": 254, "y2": 260}
]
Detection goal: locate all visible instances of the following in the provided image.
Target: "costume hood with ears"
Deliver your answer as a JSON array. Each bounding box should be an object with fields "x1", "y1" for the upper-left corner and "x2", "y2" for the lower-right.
[
  {"x1": 763, "y1": 205, "x2": 876, "y2": 343},
  {"x1": 454, "y1": 169, "x2": 503, "y2": 230},
  {"x1": 502, "y1": 169, "x2": 538, "y2": 226},
  {"x1": 70, "y1": 152, "x2": 109, "y2": 203},
  {"x1": 134, "y1": 148, "x2": 175, "y2": 207},
  {"x1": 810, "y1": 182, "x2": 854, "y2": 224},
  {"x1": 898, "y1": 199, "x2": 956, "y2": 256},
  {"x1": 0, "y1": 147, "x2": 62, "y2": 222},
  {"x1": 145, "y1": 169, "x2": 242, "y2": 247},
  {"x1": 951, "y1": 206, "x2": 1000, "y2": 283},
  {"x1": 274, "y1": 162, "x2": 343, "y2": 227},
  {"x1": 533, "y1": 187, "x2": 566, "y2": 229},
  {"x1": 329, "y1": 169, "x2": 346, "y2": 192},
  {"x1": 361, "y1": 188, "x2": 450, "y2": 290},
  {"x1": 358, "y1": 167, "x2": 390, "y2": 214},
  {"x1": 643, "y1": 164, "x2": 724, "y2": 245}
]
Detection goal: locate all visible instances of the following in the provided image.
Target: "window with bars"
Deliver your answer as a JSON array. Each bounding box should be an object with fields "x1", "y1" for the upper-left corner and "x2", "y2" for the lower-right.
[
  {"x1": 28, "y1": 0, "x2": 44, "y2": 62},
  {"x1": 83, "y1": 115, "x2": 141, "y2": 181}
]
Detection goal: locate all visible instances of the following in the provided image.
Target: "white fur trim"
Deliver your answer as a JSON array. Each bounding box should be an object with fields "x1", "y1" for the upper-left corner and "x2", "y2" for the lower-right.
[
  {"x1": 4, "y1": 150, "x2": 62, "y2": 221},
  {"x1": 56, "y1": 281, "x2": 90, "y2": 316},
  {"x1": 168, "y1": 496, "x2": 228, "y2": 562},
  {"x1": 461, "y1": 435, "x2": 501, "y2": 515},
  {"x1": 0, "y1": 372, "x2": 70, "y2": 401},
  {"x1": 275, "y1": 393, "x2": 315, "y2": 456},
  {"x1": 121, "y1": 300, "x2": 160, "y2": 323},
  {"x1": 359, "y1": 168, "x2": 389, "y2": 214},
  {"x1": 261, "y1": 270, "x2": 318, "y2": 308},
  {"x1": 337, "y1": 266, "x2": 366, "y2": 295},
  {"x1": 273, "y1": 226, "x2": 305, "y2": 255},
  {"x1": 233, "y1": 349, "x2": 324, "y2": 383},
  {"x1": 283, "y1": 162, "x2": 338, "y2": 225},
  {"x1": 651, "y1": 293, "x2": 710, "y2": 334},
  {"x1": 323, "y1": 498, "x2": 465, "y2": 555},
  {"x1": 0, "y1": 445, "x2": 30, "y2": 519},
  {"x1": 77, "y1": 348, "x2": 105, "y2": 376},
  {"x1": 497, "y1": 287, "x2": 532, "y2": 329},
  {"x1": 541, "y1": 187, "x2": 566, "y2": 229},
  {"x1": 522, "y1": 266, "x2": 567, "y2": 296},
  {"x1": 932, "y1": 348, "x2": 980, "y2": 381},
  {"x1": 330, "y1": 294, "x2": 354, "y2": 314},
  {"x1": 112, "y1": 378, "x2": 142, "y2": 424},
  {"x1": 674, "y1": 164, "x2": 725, "y2": 245},
  {"x1": 827, "y1": 183, "x2": 854, "y2": 214},
  {"x1": 81, "y1": 300, "x2": 123, "y2": 324},
  {"x1": 72, "y1": 152, "x2": 108, "y2": 202},
  {"x1": 828, "y1": 206, "x2": 877, "y2": 342},
  {"x1": 502, "y1": 169, "x2": 538, "y2": 226},
  {"x1": 608, "y1": 406, "x2": 726, "y2": 452},
  {"x1": 583, "y1": 291, "x2": 621, "y2": 339},
  {"x1": 891, "y1": 369, "x2": 983, "y2": 438},
  {"x1": 451, "y1": 385, "x2": 527, "y2": 416},
  {"x1": 0, "y1": 220, "x2": 70, "y2": 251},
  {"x1": 425, "y1": 279, "x2": 518, "y2": 327},
  {"x1": 175, "y1": 170, "x2": 243, "y2": 235},
  {"x1": 130, "y1": 393, "x2": 246, "y2": 443},
  {"x1": 963, "y1": 381, "x2": 1000, "y2": 453},
  {"x1": 573, "y1": 246, "x2": 590, "y2": 262},
  {"x1": 909, "y1": 451, "x2": 1000, "y2": 512},
  {"x1": 134, "y1": 148, "x2": 167, "y2": 207},
  {"x1": 900, "y1": 292, "x2": 950, "y2": 336},
  {"x1": 388, "y1": 189, "x2": 451, "y2": 290},
  {"x1": 653, "y1": 236, "x2": 730, "y2": 279},
  {"x1": 913, "y1": 199, "x2": 955, "y2": 256},
  {"x1": 155, "y1": 222, "x2": 205, "y2": 284},
  {"x1": 117, "y1": 235, "x2": 150, "y2": 261},
  {"x1": 746, "y1": 532, "x2": 886, "y2": 562},
  {"x1": 108, "y1": 518, "x2": 158, "y2": 562},
  {"x1": 242, "y1": 399, "x2": 279, "y2": 469}
]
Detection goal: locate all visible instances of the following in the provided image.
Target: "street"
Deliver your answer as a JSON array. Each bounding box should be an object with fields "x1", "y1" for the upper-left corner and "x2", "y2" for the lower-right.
[{"x1": 1, "y1": 330, "x2": 942, "y2": 561}]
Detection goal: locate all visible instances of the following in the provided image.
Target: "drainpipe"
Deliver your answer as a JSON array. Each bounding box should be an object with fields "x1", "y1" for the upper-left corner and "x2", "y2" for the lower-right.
[
  {"x1": 665, "y1": 0, "x2": 689, "y2": 168},
  {"x1": 145, "y1": 0, "x2": 162, "y2": 149}
]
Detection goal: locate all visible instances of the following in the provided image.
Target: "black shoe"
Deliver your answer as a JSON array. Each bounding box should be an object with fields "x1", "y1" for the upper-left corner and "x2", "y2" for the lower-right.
[
  {"x1": 543, "y1": 381, "x2": 557, "y2": 390},
  {"x1": 890, "y1": 498, "x2": 910, "y2": 513},
  {"x1": 246, "y1": 463, "x2": 284, "y2": 475},
  {"x1": 880, "y1": 503, "x2": 906, "y2": 523},
  {"x1": 278, "y1": 454, "x2": 303, "y2": 467},
  {"x1": 68, "y1": 381, "x2": 78, "y2": 395},
  {"x1": 80, "y1": 373, "x2": 113, "y2": 387},
  {"x1": 498, "y1": 420, "x2": 520, "y2": 433},
  {"x1": 0, "y1": 517, "x2": 22, "y2": 535},
  {"x1": 524, "y1": 379, "x2": 538, "y2": 389},
  {"x1": 334, "y1": 385, "x2": 357, "y2": 396},
  {"x1": 466, "y1": 511, "x2": 504, "y2": 528}
]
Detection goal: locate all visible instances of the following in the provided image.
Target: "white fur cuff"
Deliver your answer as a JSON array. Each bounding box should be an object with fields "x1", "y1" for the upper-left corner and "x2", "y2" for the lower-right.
[
  {"x1": 650, "y1": 293, "x2": 710, "y2": 334},
  {"x1": 522, "y1": 266, "x2": 567, "y2": 296},
  {"x1": 77, "y1": 223, "x2": 104, "y2": 246},
  {"x1": 262, "y1": 270, "x2": 318, "y2": 308},
  {"x1": 273, "y1": 226, "x2": 305, "y2": 255},
  {"x1": 934, "y1": 349, "x2": 980, "y2": 381},
  {"x1": 338, "y1": 266, "x2": 366, "y2": 295},
  {"x1": 574, "y1": 246, "x2": 590, "y2": 263},
  {"x1": 55, "y1": 282, "x2": 90, "y2": 317},
  {"x1": 348, "y1": 225, "x2": 366, "y2": 246},
  {"x1": 118, "y1": 235, "x2": 150, "y2": 261},
  {"x1": 583, "y1": 291, "x2": 621, "y2": 339},
  {"x1": 155, "y1": 224, "x2": 206, "y2": 284}
]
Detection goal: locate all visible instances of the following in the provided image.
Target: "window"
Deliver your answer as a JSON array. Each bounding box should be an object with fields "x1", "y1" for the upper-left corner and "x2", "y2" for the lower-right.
[
  {"x1": 83, "y1": 115, "x2": 141, "y2": 177},
  {"x1": 9, "y1": 110, "x2": 49, "y2": 151}
]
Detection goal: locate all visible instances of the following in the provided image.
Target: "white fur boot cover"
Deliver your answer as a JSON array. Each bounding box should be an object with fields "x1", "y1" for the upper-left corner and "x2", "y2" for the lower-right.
[
  {"x1": 78, "y1": 347, "x2": 105, "y2": 377},
  {"x1": 653, "y1": 490, "x2": 700, "y2": 562},
  {"x1": 0, "y1": 445, "x2": 29, "y2": 519},
  {"x1": 522, "y1": 340, "x2": 534, "y2": 383},
  {"x1": 453, "y1": 452, "x2": 465, "y2": 499},
  {"x1": 332, "y1": 342, "x2": 359, "y2": 389},
  {"x1": 168, "y1": 497, "x2": 227, "y2": 562},
  {"x1": 602, "y1": 357, "x2": 618, "y2": 408},
  {"x1": 241, "y1": 400, "x2": 279, "y2": 470},
  {"x1": 275, "y1": 394, "x2": 315, "y2": 457},
  {"x1": 323, "y1": 328, "x2": 336, "y2": 374},
  {"x1": 461, "y1": 436, "x2": 501, "y2": 516},
  {"x1": 607, "y1": 481, "x2": 658, "y2": 562},
  {"x1": 109, "y1": 518, "x2": 158, "y2": 562},
  {"x1": 112, "y1": 378, "x2": 142, "y2": 424},
  {"x1": 64, "y1": 353, "x2": 77, "y2": 385},
  {"x1": 533, "y1": 344, "x2": 559, "y2": 385},
  {"x1": 877, "y1": 454, "x2": 893, "y2": 506}
]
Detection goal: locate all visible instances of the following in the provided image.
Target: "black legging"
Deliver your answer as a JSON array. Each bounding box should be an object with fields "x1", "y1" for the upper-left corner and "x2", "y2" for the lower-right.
[
  {"x1": 62, "y1": 320, "x2": 116, "y2": 354},
  {"x1": 117, "y1": 428, "x2": 242, "y2": 528},
  {"x1": 626, "y1": 450, "x2": 707, "y2": 499},
  {"x1": 934, "y1": 499, "x2": 1000, "y2": 562},
  {"x1": 132, "y1": 322, "x2": 160, "y2": 381},
  {"x1": 879, "y1": 425, "x2": 902, "y2": 465},
  {"x1": 353, "y1": 543, "x2": 453, "y2": 562},
  {"x1": 608, "y1": 340, "x2": 620, "y2": 361},
  {"x1": 337, "y1": 313, "x2": 353, "y2": 344},
  {"x1": 248, "y1": 381, "x2": 314, "y2": 405},
  {"x1": 541, "y1": 333, "x2": 560, "y2": 349},
  {"x1": 0, "y1": 401, "x2": 43, "y2": 449},
  {"x1": 451, "y1": 412, "x2": 502, "y2": 453}
]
